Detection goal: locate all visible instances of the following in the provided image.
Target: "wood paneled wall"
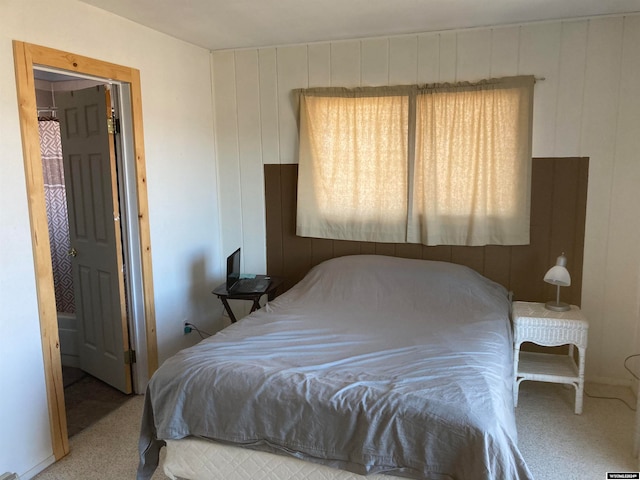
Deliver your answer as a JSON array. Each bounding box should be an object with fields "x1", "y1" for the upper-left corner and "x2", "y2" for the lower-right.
[{"x1": 265, "y1": 158, "x2": 588, "y2": 305}]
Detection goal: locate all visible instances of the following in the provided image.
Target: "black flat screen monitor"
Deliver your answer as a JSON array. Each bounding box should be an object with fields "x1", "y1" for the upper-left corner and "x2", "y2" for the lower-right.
[{"x1": 226, "y1": 248, "x2": 241, "y2": 291}]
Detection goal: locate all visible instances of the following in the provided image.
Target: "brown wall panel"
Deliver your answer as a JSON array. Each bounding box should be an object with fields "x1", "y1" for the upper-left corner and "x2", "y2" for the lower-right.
[
  {"x1": 311, "y1": 238, "x2": 334, "y2": 267},
  {"x1": 334, "y1": 240, "x2": 363, "y2": 258},
  {"x1": 360, "y1": 243, "x2": 377, "y2": 255},
  {"x1": 279, "y1": 164, "x2": 312, "y2": 289},
  {"x1": 571, "y1": 160, "x2": 589, "y2": 306},
  {"x1": 547, "y1": 158, "x2": 581, "y2": 305},
  {"x1": 374, "y1": 243, "x2": 397, "y2": 257},
  {"x1": 264, "y1": 158, "x2": 588, "y2": 304},
  {"x1": 395, "y1": 244, "x2": 422, "y2": 259},
  {"x1": 451, "y1": 247, "x2": 485, "y2": 274},
  {"x1": 483, "y1": 246, "x2": 512, "y2": 289},
  {"x1": 264, "y1": 165, "x2": 284, "y2": 276},
  {"x1": 421, "y1": 246, "x2": 453, "y2": 262}
]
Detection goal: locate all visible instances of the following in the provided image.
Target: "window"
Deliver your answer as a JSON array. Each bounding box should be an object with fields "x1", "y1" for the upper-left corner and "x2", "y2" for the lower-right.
[{"x1": 296, "y1": 76, "x2": 534, "y2": 246}]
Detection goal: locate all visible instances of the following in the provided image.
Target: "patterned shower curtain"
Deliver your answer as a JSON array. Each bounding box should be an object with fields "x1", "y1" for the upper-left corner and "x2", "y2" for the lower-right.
[{"x1": 39, "y1": 118, "x2": 75, "y2": 314}]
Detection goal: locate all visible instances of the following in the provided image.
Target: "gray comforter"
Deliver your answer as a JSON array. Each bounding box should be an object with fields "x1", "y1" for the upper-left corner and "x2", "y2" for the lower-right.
[{"x1": 138, "y1": 255, "x2": 532, "y2": 480}]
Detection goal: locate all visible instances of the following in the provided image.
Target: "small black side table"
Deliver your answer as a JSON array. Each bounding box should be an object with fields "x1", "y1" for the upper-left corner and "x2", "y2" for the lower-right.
[{"x1": 212, "y1": 275, "x2": 284, "y2": 323}]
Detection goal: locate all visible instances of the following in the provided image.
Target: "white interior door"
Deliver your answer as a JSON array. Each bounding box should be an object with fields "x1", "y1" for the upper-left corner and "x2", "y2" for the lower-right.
[{"x1": 57, "y1": 85, "x2": 132, "y2": 394}]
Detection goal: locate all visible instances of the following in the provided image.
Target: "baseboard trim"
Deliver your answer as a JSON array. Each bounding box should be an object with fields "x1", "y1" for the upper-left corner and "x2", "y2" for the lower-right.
[{"x1": 19, "y1": 455, "x2": 54, "y2": 480}]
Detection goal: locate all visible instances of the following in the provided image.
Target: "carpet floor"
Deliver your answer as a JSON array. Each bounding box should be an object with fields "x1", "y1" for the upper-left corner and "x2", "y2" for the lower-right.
[{"x1": 33, "y1": 381, "x2": 637, "y2": 479}]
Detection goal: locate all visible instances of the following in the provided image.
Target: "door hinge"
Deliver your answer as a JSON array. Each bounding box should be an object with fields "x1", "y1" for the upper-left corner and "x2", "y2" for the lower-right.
[
  {"x1": 107, "y1": 116, "x2": 120, "y2": 134},
  {"x1": 125, "y1": 349, "x2": 136, "y2": 365}
]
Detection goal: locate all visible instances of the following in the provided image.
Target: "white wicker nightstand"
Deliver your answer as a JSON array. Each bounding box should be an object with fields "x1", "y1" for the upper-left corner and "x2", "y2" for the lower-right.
[{"x1": 512, "y1": 301, "x2": 589, "y2": 414}]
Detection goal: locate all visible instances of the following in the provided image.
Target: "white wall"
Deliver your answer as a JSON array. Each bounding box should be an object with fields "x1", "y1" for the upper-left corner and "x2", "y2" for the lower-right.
[
  {"x1": 0, "y1": 0, "x2": 223, "y2": 477},
  {"x1": 212, "y1": 15, "x2": 640, "y2": 385}
]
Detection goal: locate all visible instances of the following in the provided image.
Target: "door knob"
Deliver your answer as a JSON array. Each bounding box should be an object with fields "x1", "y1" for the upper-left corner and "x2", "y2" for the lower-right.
[{"x1": 68, "y1": 247, "x2": 78, "y2": 257}]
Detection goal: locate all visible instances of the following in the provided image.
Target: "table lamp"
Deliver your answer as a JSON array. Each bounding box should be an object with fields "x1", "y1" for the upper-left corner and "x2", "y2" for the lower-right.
[{"x1": 544, "y1": 253, "x2": 571, "y2": 312}]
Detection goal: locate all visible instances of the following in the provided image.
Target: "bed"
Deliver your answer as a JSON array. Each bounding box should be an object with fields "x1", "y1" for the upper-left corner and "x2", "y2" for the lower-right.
[{"x1": 137, "y1": 254, "x2": 533, "y2": 480}]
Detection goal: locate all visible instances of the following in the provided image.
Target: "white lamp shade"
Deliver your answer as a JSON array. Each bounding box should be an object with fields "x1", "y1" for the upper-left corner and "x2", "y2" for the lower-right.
[
  {"x1": 544, "y1": 265, "x2": 571, "y2": 286},
  {"x1": 544, "y1": 253, "x2": 572, "y2": 311}
]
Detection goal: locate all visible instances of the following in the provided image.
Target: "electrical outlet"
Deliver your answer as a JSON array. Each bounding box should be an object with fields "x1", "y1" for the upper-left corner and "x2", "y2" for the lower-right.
[{"x1": 183, "y1": 320, "x2": 192, "y2": 335}]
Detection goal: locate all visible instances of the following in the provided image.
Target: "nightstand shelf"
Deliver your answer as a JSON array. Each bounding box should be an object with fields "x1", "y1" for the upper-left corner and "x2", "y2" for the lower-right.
[
  {"x1": 518, "y1": 351, "x2": 579, "y2": 380},
  {"x1": 512, "y1": 301, "x2": 589, "y2": 414}
]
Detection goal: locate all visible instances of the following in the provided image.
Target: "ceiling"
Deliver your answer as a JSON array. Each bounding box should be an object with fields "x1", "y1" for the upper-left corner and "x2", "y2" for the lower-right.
[{"x1": 78, "y1": 0, "x2": 640, "y2": 51}]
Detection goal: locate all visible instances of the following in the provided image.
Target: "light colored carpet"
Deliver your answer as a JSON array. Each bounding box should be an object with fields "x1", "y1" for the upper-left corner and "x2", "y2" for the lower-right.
[
  {"x1": 516, "y1": 381, "x2": 637, "y2": 478},
  {"x1": 33, "y1": 382, "x2": 637, "y2": 479},
  {"x1": 32, "y1": 396, "x2": 167, "y2": 480}
]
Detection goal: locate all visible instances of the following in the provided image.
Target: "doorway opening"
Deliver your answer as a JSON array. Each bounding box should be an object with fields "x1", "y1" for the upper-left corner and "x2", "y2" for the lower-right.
[
  {"x1": 13, "y1": 41, "x2": 158, "y2": 461},
  {"x1": 34, "y1": 70, "x2": 133, "y2": 436}
]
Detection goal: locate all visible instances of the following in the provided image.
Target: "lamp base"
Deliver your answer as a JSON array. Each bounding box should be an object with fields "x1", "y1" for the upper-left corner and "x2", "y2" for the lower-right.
[{"x1": 545, "y1": 300, "x2": 571, "y2": 312}]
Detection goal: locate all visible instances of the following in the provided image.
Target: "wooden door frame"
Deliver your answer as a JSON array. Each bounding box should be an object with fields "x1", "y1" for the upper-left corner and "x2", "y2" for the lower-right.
[{"x1": 13, "y1": 41, "x2": 158, "y2": 460}]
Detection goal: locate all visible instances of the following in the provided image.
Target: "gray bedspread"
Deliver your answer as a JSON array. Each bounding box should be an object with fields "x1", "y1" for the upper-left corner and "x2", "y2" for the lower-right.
[{"x1": 138, "y1": 255, "x2": 532, "y2": 480}]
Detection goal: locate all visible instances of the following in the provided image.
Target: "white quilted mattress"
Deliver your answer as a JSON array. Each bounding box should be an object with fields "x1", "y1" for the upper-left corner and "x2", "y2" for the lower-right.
[{"x1": 163, "y1": 438, "x2": 404, "y2": 480}]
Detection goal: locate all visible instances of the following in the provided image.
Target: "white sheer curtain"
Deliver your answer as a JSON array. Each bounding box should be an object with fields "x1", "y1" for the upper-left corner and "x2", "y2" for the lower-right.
[
  {"x1": 296, "y1": 76, "x2": 534, "y2": 246},
  {"x1": 297, "y1": 92, "x2": 409, "y2": 242},
  {"x1": 409, "y1": 77, "x2": 534, "y2": 245}
]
